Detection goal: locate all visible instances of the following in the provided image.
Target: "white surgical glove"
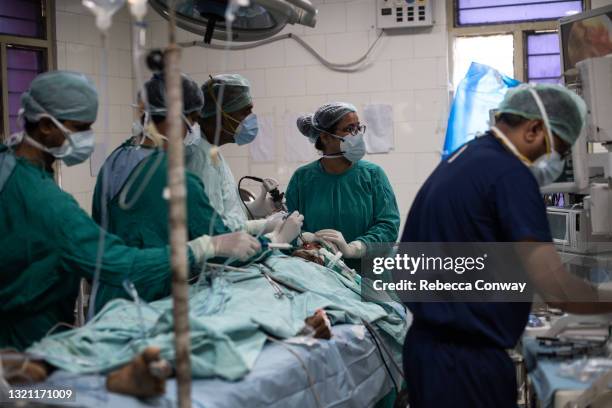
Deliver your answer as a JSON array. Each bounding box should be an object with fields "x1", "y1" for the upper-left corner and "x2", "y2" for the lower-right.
[
  {"x1": 213, "y1": 232, "x2": 261, "y2": 261},
  {"x1": 298, "y1": 231, "x2": 339, "y2": 252},
  {"x1": 314, "y1": 229, "x2": 365, "y2": 259},
  {"x1": 266, "y1": 211, "x2": 304, "y2": 244},
  {"x1": 244, "y1": 211, "x2": 288, "y2": 236},
  {"x1": 245, "y1": 219, "x2": 267, "y2": 235},
  {"x1": 263, "y1": 211, "x2": 287, "y2": 233},
  {"x1": 298, "y1": 231, "x2": 317, "y2": 245},
  {"x1": 187, "y1": 232, "x2": 261, "y2": 262}
]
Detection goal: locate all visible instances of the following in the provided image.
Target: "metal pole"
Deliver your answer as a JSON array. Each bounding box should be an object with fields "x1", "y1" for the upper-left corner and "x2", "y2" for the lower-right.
[{"x1": 165, "y1": 2, "x2": 191, "y2": 407}]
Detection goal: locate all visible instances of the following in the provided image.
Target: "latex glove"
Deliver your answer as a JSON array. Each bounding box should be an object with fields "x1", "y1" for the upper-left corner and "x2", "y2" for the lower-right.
[
  {"x1": 314, "y1": 229, "x2": 365, "y2": 259},
  {"x1": 297, "y1": 232, "x2": 339, "y2": 253},
  {"x1": 212, "y1": 232, "x2": 261, "y2": 261},
  {"x1": 266, "y1": 211, "x2": 304, "y2": 244},
  {"x1": 187, "y1": 235, "x2": 215, "y2": 263},
  {"x1": 245, "y1": 219, "x2": 267, "y2": 236},
  {"x1": 263, "y1": 211, "x2": 287, "y2": 234},
  {"x1": 298, "y1": 231, "x2": 317, "y2": 245},
  {"x1": 188, "y1": 232, "x2": 261, "y2": 262}
]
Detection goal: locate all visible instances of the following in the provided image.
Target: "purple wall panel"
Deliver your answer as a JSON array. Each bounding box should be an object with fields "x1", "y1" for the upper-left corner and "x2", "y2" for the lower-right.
[{"x1": 458, "y1": 1, "x2": 582, "y2": 25}]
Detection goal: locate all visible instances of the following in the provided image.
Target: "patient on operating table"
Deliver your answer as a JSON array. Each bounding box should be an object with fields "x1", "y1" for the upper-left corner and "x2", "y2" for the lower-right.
[{"x1": 0, "y1": 313, "x2": 331, "y2": 398}]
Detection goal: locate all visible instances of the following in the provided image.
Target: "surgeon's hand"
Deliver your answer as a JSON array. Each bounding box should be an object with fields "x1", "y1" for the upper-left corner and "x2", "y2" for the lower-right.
[
  {"x1": 298, "y1": 232, "x2": 339, "y2": 253},
  {"x1": 263, "y1": 211, "x2": 287, "y2": 234},
  {"x1": 212, "y1": 231, "x2": 261, "y2": 261},
  {"x1": 267, "y1": 211, "x2": 304, "y2": 244},
  {"x1": 314, "y1": 229, "x2": 365, "y2": 259}
]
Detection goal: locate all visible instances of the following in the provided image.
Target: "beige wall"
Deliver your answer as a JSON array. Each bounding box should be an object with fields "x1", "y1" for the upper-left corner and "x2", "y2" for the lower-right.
[
  {"x1": 55, "y1": 0, "x2": 134, "y2": 214},
  {"x1": 147, "y1": 0, "x2": 451, "y2": 233}
]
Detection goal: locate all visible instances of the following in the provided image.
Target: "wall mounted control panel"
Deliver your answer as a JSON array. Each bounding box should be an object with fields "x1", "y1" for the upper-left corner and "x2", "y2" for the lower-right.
[{"x1": 376, "y1": 0, "x2": 433, "y2": 29}]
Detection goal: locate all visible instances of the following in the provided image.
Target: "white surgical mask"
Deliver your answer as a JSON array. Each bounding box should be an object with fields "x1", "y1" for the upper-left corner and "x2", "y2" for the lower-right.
[
  {"x1": 131, "y1": 120, "x2": 144, "y2": 138},
  {"x1": 184, "y1": 122, "x2": 201, "y2": 146}
]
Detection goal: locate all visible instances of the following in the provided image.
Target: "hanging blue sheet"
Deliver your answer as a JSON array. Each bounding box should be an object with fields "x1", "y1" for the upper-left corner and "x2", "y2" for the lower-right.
[{"x1": 442, "y1": 62, "x2": 521, "y2": 159}]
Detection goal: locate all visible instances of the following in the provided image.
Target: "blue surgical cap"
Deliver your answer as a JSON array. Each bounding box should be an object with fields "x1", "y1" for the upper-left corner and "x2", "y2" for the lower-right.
[
  {"x1": 145, "y1": 73, "x2": 204, "y2": 117},
  {"x1": 297, "y1": 102, "x2": 357, "y2": 143},
  {"x1": 21, "y1": 70, "x2": 99, "y2": 123}
]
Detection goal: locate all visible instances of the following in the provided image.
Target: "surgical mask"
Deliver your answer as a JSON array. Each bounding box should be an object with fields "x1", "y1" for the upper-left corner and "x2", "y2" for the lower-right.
[
  {"x1": 322, "y1": 132, "x2": 366, "y2": 163},
  {"x1": 525, "y1": 86, "x2": 566, "y2": 186},
  {"x1": 18, "y1": 114, "x2": 95, "y2": 166},
  {"x1": 492, "y1": 85, "x2": 566, "y2": 186},
  {"x1": 233, "y1": 113, "x2": 259, "y2": 146},
  {"x1": 184, "y1": 122, "x2": 201, "y2": 146},
  {"x1": 531, "y1": 150, "x2": 565, "y2": 186},
  {"x1": 131, "y1": 120, "x2": 143, "y2": 137}
]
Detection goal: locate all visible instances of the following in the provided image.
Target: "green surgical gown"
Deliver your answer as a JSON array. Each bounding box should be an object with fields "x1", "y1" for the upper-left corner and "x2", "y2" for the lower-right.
[
  {"x1": 286, "y1": 160, "x2": 400, "y2": 252},
  {"x1": 0, "y1": 145, "x2": 181, "y2": 350},
  {"x1": 94, "y1": 149, "x2": 230, "y2": 249}
]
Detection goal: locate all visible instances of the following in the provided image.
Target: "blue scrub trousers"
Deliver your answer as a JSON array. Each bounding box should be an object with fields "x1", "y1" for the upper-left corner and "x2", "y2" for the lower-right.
[{"x1": 402, "y1": 323, "x2": 517, "y2": 408}]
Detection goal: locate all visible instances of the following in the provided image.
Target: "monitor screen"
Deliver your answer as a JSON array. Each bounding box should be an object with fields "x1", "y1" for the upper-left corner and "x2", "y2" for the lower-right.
[
  {"x1": 561, "y1": 9, "x2": 612, "y2": 72},
  {"x1": 547, "y1": 211, "x2": 569, "y2": 242}
]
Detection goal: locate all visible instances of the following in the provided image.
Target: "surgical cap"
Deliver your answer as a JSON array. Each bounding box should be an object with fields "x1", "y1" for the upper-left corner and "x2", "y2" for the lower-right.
[
  {"x1": 297, "y1": 102, "x2": 357, "y2": 143},
  {"x1": 201, "y1": 74, "x2": 252, "y2": 119},
  {"x1": 21, "y1": 70, "x2": 98, "y2": 123},
  {"x1": 145, "y1": 73, "x2": 204, "y2": 116},
  {"x1": 497, "y1": 84, "x2": 587, "y2": 146}
]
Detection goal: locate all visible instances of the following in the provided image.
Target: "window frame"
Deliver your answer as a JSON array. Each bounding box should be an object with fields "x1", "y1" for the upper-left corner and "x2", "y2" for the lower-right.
[
  {"x1": 446, "y1": 0, "x2": 590, "y2": 83},
  {"x1": 0, "y1": 0, "x2": 56, "y2": 140}
]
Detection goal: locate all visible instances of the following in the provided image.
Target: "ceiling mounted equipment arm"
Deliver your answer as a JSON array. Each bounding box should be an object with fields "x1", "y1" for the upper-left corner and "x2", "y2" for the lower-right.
[{"x1": 148, "y1": 0, "x2": 317, "y2": 43}]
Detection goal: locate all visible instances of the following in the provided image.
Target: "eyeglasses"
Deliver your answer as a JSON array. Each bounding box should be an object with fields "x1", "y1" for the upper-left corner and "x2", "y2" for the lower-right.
[{"x1": 340, "y1": 124, "x2": 366, "y2": 136}]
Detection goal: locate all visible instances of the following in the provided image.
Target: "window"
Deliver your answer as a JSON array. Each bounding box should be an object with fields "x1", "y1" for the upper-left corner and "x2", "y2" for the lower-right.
[
  {"x1": 0, "y1": 0, "x2": 54, "y2": 140},
  {"x1": 449, "y1": 0, "x2": 589, "y2": 83},
  {"x1": 525, "y1": 31, "x2": 562, "y2": 83},
  {"x1": 453, "y1": 35, "x2": 515, "y2": 90},
  {"x1": 456, "y1": 0, "x2": 584, "y2": 26},
  {"x1": 0, "y1": 0, "x2": 47, "y2": 38}
]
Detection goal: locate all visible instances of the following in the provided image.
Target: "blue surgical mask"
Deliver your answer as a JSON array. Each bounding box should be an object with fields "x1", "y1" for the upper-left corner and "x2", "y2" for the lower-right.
[
  {"x1": 492, "y1": 85, "x2": 567, "y2": 187},
  {"x1": 323, "y1": 132, "x2": 366, "y2": 163},
  {"x1": 524, "y1": 86, "x2": 567, "y2": 186},
  {"x1": 21, "y1": 114, "x2": 95, "y2": 166},
  {"x1": 234, "y1": 113, "x2": 259, "y2": 145},
  {"x1": 531, "y1": 151, "x2": 565, "y2": 186}
]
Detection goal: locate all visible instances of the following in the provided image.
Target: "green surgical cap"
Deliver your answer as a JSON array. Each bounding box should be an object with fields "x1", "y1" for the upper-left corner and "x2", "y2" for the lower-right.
[
  {"x1": 201, "y1": 74, "x2": 252, "y2": 119},
  {"x1": 144, "y1": 73, "x2": 204, "y2": 116},
  {"x1": 21, "y1": 70, "x2": 98, "y2": 123},
  {"x1": 497, "y1": 84, "x2": 587, "y2": 146}
]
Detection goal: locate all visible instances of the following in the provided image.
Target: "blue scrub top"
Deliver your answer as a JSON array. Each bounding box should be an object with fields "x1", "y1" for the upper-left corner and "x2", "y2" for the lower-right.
[{"x1": 401, "y1": 132, "x2": 552, "y2": 349}]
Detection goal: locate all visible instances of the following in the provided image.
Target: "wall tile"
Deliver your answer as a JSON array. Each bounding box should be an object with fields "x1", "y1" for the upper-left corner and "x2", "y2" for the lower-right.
[
  {"x1": 306, "y1": 65, "x2": 348, "y2": 95},
  {"x1": 347, "y1": 60, "x2": 392, "y2": 93},
  {"x1": 285, "y1": 34, "x2": 326, "y2": 67},
  {"x1": 325, "y1": 31, "x2": 369, "y2": 63},
  {"x1": 245, "y1": 43, "x2": 286, "y2": 69},
  {"x1": 265, "y1": 67, "x2": 306, "y2": 97},
  {"x1": 312, "y1": 3, "x2": 347, "y2": 34}
]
